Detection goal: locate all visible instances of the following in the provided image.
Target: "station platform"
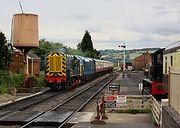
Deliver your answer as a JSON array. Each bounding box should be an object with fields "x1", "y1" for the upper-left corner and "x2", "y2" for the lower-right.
[
  {"x1": 0, "y1": 87, "x2": 49, "y2": 107},
  {"x1": 70, "y1": 112, "x2": 157, "y2": 128}
]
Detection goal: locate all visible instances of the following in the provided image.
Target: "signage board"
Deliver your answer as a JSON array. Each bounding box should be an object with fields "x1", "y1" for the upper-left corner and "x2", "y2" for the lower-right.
[
  {"x1": 116, "y1": 95, "x2": 127, "y2": 104},
  {"x1": 109, "y1": 83, "x2": 118, "y2": 91},
  {"x1": 104, "y1": 95, "x2": 116, "y2": 108}
]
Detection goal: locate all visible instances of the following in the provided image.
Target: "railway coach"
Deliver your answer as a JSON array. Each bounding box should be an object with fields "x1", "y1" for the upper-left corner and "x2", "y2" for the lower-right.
[
  {"x1": 45, "y1": 53, "x2": 114, "y2": 90},
  {"x1": 94, "y1": 59, "x2": 114, "y2": 76}
]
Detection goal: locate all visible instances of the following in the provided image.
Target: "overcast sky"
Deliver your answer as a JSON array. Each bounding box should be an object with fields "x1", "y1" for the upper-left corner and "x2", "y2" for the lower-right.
[{"x1": 1, "y1": 0, "x2": 180, "y2": 50}]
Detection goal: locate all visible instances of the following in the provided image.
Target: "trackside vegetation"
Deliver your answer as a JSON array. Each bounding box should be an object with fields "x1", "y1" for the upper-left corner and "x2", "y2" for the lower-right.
[{"x1": 109, "y1": 109, "x2": 150, "y2": 114}]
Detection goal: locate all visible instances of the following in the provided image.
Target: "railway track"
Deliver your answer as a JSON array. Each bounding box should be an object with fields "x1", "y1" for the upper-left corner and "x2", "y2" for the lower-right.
[
  {"x1": 20, "y1": 73, "x2": 117, "y2": 128},
  {"x1": 126, "y1": 70, "x2": 145, "y2": 85},
  {"x1": 0, "y1": 73, "x2": 117, "y2": 128},
  {"x1": 0, "y1": 90, "x2": 60, "y2": 111}
]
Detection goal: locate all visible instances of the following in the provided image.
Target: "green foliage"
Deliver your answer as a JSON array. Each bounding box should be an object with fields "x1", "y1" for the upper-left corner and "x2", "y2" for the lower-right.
[
  {"x1": 0, "y1": 70, "x2": 8, "y2": 83},
  {"x1": 32, "y1": 39, "x2": 64, "y2": 70},
  {"x1": 37, "y1": 71, "x2": 45, "y2": 88},
  {"x1": 10, "y1": 73, "x2": 24, "y2": 88},
  {"x1": 64, "y1": 47, "x2": 86, "y2": 56},
  {"x1": 29, "y1": 72, "x2": 45, "y2": 88},
  {"x1": 80, "y1": 30, "x2": 93, "y2": 52},
  {"x1": 77, "y1": 31, "x2": 101, "y2": 59},
  {"x1": 115, "y1": 109, "x2": 150, "y2": 114},
  {"x1": 0, "y1": 82, "x2": 8, "y2": 94},
  {"x1": 33, "y1": 37, "x2": 102, "y2": 70},
  {"x1": 0, "y1": 70, "x2": 8, "y2": 93},
  {"x1": 100, "y1": 48, "x2": 159, "y2": 63},
  {"x1": 0, "y1": 32, "x2": 12, "y2": 70},
  {"x1": 0, "y1": 70, "x2": 25, "y2": 94}
]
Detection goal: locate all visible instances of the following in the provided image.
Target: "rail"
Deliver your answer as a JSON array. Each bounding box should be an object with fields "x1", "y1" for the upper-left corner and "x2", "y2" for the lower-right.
[{"x1": 19, "y1": 73, "x2": 118, "y2": 128}]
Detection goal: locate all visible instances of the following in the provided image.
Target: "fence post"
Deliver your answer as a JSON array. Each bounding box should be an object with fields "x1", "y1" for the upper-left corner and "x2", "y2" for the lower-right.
[
  {"x1": 91, "y1": 99, "x2": 106, "y2": 124},
  {"x1": 101, "y1": 96, "x2": 108, "y2": 119},
  {"x1": 95, "y1": 100, "x2": 100, "y2": 120}
]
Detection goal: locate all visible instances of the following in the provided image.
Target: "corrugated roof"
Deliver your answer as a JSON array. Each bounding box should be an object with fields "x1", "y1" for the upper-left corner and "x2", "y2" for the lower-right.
[
  {"x1": 165, "y1": 40, "x2": 180, "y2": 50},
  {"x1": 164, "y1": 40, "x2": 180, "y2": 54}
]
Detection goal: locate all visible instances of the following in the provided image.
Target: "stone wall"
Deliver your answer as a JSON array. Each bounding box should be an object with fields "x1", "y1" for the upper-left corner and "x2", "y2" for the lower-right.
[{"x1": 162, "y1": 106, "x2": 180, "y2": 128}]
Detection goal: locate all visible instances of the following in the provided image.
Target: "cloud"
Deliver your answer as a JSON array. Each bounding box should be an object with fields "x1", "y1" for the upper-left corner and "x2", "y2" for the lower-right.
[
  {"x1": 1, "y1": 0, "x2": 180, "y2": 50},
  {"x1": 156, "y1": 11, "x2": 169, "y2": 16},
  {"x1": 72, "y1": 14, "x2": 90, "y2": 20},
  {"x1": 152, "y1": 6, "x2": 166, "y2": 10}
]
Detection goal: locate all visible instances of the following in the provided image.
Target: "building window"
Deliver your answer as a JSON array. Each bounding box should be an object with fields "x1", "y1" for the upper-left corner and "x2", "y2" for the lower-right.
[{"x1": 170, "y1": 56, "x2": 173, "y2": 66}]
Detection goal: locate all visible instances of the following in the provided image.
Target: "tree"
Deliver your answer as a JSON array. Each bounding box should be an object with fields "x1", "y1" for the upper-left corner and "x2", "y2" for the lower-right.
[
  {"x1": 77, "y1": 31, "x2": 101, "y2": 59},
  {"x1": 81, "y1": 30, "x2": 93, "y2": 52},
  {"x1": 0, "y1": 32, "x2": 11, "y2": 70}
]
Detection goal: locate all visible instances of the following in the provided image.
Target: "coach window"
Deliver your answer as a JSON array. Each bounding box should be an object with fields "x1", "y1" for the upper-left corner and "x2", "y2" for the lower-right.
[{"x1": 170, "y1": 56, "x2": 173, "y2": 66}]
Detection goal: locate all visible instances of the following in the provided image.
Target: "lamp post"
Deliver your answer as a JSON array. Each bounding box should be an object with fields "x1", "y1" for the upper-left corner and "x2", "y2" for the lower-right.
[{"x1": 118, "y1": 44, "x2": 126, "y2": 76}]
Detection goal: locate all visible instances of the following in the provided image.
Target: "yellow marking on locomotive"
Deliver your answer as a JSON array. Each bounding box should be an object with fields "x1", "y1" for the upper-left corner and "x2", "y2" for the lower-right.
[
  {"x1": 80, "y1": 64, "x2": 82, "y2": 76},
  {"x1": 46, "y1": 53, "x2": 66, "y2": 77}
]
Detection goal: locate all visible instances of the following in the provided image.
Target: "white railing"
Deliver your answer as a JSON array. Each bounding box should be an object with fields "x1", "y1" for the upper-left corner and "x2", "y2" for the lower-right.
[{"x1": 150, "y1": 96, "x2": 162, "y2": 127}]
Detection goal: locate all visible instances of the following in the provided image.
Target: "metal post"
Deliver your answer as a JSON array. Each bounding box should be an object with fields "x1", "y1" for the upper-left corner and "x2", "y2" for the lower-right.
[
  {"x1": 102, "y1": 96, "x2": 108, "y2": 119},
  {"x1": 118, "y1": 44, "x2": 126, "y2": 77},
  {"x1": 123, "y1": 47, "x2": 125, "y2": 73},
  {"x1": 95, "y1": 100, "x2": 100, "y2": 120},
  {"x1": 118, "y1": 59, "x2": 119, "y2": 71}
]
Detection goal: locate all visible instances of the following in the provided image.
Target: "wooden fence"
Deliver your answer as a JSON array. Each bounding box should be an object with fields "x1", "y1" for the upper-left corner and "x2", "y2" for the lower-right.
[{"x1": 104, "y1": 94, "x2": 162, "y2": 127}]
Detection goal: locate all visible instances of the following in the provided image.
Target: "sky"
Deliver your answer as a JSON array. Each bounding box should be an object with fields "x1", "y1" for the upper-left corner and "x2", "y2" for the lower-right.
[{"x1": 1, "y1": 0, "x2": 180, "y2": 50}]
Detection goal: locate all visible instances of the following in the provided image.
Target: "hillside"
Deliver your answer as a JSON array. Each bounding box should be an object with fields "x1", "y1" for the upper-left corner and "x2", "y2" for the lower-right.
[{"x1": 99, "y1": 48, "x2": 160, "y2": 63}]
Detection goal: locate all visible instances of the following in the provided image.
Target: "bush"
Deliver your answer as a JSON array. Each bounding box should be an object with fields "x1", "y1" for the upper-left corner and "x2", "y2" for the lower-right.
[
  {"x1": 116, "y1": 109, "x2": 150, "y2": 114},
  {"x1": 9, "y1": 72, "x2": 24, "y2": 88},
  {"x1": 29, "y1": 72, "x2": 45, "y2": 88},
  {"x1": 38, "y1": 71, "x2": 45, "y2": 88},
  {"x1": 0, "y1": 82, "x2": 8, "y2": 94},
  {"x1": 0, "y1": 70, "x2": 24, "y2": 94}
]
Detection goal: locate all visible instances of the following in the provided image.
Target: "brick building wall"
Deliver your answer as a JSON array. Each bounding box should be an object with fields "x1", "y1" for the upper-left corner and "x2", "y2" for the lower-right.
[
  {"x1": 162, "y1": 106, "x2": 180, "y2": 128},
  {"x1": 8, "y1": 51, "x2": 24, "y2": 73},
  {"x1": 9, "y1": 51, "x2": 40, "y2": 77},
  {"x1": 132, "y1": 53, "x2": 151, "y2": 70}
]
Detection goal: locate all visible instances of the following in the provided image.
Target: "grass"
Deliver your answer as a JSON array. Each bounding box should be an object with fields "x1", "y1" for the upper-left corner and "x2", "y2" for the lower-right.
[{"x1": 113, "y1": 109, "x2": 150, "y2": 114}]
